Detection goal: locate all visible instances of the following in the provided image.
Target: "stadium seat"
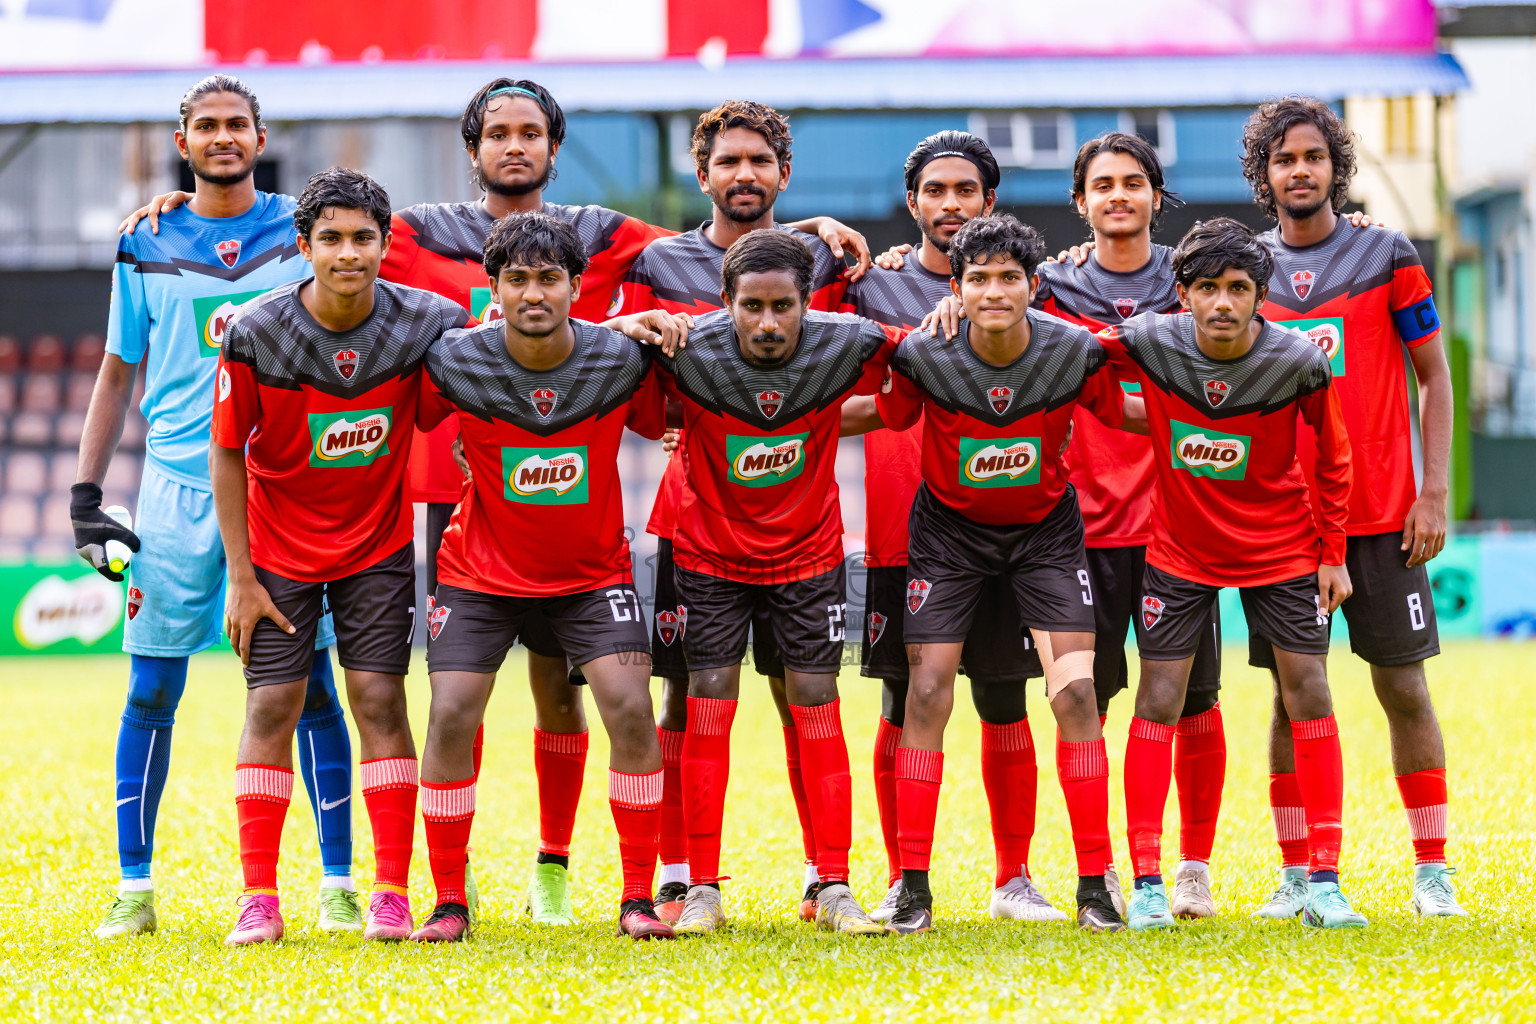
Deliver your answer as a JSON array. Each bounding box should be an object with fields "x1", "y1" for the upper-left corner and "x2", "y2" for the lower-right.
[
  {"x1": 25, "y1": 335, "x2": 66, "y2": 373},
  {"x1": 0, "y1": 335, "x2": 20, "y2": 373},
  {"x1": 0, "y1": 377, "x2": 15, "y2": 413},
  {"x1": 72, "y1": 333, "x2": 106, "y2": 373},
  {"x1": 20, "y1": 374, "x2": 61, "y2": 413},
  {"x1": 9, "y1": 412, "x2": 52, "y2": 446},
  {"x1": 55, "y1": 411, "x2": 86, "y2": 448},
  {"x1": 0, "y1": 495, "x2": 40, "y2": 538},
  {"x1": 103, "y1": 453, "x2": 141, "y2": 496},
  {"x1": 39, "y1": 495, "x2": 74, "y2": 541},
  {"x1": 66, "y1": 372, "x2": 95, "y2": 410},
  {"x1": 47, "y1": 451, "x2": 78, "y2": 494},
  {"x1": 4, "y1": 451, "x2": 48, "y2": 496}
]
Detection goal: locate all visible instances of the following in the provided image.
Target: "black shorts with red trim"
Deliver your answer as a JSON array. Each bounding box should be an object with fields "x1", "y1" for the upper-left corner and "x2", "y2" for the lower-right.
[
  {"x1": 651, "y1": 539, "x2": 786, "y2": 680},
  {"x1": 427, "y1": 582, "x2": 650, "y2": 675},
  {"x1": 1087, "y1": 545, "x2": 1221, "y2": 714},
  {"x1": 1136, "y1": 563, "x2": 1330, "y2": 663},
  {"x1": 862, "y1": 565, "x2": 1041, "y2": 684},
  {"x1": 1248, "y1": 530, "x2": 1440, "y2": 671},
  {"x1": 247, "y1": 541, "x2": 415, "y2": 687},
  {"x1": 904, "y1": 484, "x2": 1096, "y2": 645},
  {"x1": 674, "y1": 562, "x2": 847, "y2": 675}
]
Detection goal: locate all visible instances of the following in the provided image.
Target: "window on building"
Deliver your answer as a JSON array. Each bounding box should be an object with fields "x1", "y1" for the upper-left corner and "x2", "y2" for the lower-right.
[
  {"x1": 1385, "y1": 96, "x2": 1417, "y2": 156},
  {"x1": 968, "y1": 111, "x2": 1074, "y2": 168},
  {"x1": 1118, "y1": 110, "x2": 1177, "y2": 165}
]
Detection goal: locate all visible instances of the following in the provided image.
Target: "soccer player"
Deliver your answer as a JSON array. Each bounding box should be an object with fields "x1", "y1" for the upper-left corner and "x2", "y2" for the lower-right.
[
  {"x1": 844, "y1": 214, "x2": 1137, "y2": 936},
  {"x1": 653, "y1": 230, "x2": 895, "y2": 936},
  {"x1": 1099, "y1": 217, "x2": 1366, "y2": 930},
  {"x1": 77, "y1": 76, "x2": 358, "y2": 939},
  {"x1": 210, "y1": 168, "x2": 471, "y2": 945},
  {"x1": 411, "y1": 211, "x2": 685, "y2": 942},
  {"x1": 1037, "y1": 133, "x2": 1225, "y2": 919},
  {"x1": 838, "y1": 131, "x2": 1060, "y2": 924},
  {"x1": 1240, "y1": 98, "x2": 1464, "y2": 918},
  {"x1": 617, "y1": 100, "x2": 866, "y2": 922}
]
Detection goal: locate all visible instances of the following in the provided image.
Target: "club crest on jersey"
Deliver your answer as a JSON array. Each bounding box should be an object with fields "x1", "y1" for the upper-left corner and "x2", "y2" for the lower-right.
[
  {"x1": 1141, "y1": 595, "x2": 1164, "y2": 630},
  {"x1": 867, "y1": 611, "x2": 887, "y2": 646},
  {"x1": 907, "y1": 580, "x2": 931, "y2": 613},
  {"x1": 1290, "y1": 270, "x2": 1314, "y2": 300},
  {"x1": 987, "y1": 385, "x2": 1013, "y2": 414},
  {"x1": 333, "y1": 349, "x2": 359, "y2": 380},
  {"x1": 428, "y1": 603, "x2": 451, "y2": 640},
  {"x1": 755, "y1": 390, "x2": 784, "y2": 418},
  {"x1": 1114, "y1": 298, "x2": 1137, "y2": 318},
  {"x1": 530, "y1": 388, "x2": 558, "y2": 419},
  {"x1": 215, "y1": 239, "x2": 241, "y2": 268},
  {"x1": 655, "y1": 605, "x2": 688, "y2": 647},
  {"x1": 127, "y1": 586, "x2": 143, "y2": 621},
  {"x1": 1204, "y1": 379, "x2": 1230, "y2": 408}
]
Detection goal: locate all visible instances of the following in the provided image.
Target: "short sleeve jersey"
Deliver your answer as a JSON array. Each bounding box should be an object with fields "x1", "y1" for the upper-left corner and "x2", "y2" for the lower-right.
[
  {"x1": 657, "y1": 308, "x2": 894, "y2": 585},
  {"x1": 1100, "y1": 313, "x2": 1351, "y2": 588},
  {"x1": 837, "y1": 251, "x2": 952, "y2": 567},
  {"x1": 382, "y1": 200, "x2": 671, "y2": 503},
  {"x1": 211, "y1": 280, "x2": 471, "y2": 582},
  {"x1": 619, "y1": 223, "x2": 851, "y2": 540},
  {"x1": 107, "y1": 192, "x2": 309, "y2": 489},
  {"x1": 418, "y1": 320, "x2": 666, "y2": 598},
  {"x1": 1035, "y1": 247, "x2": 1181, "y2": 548},
  {"x1": 878, "y1": 309, "x2": 1124, "y2": 527},
  {"x1": 1260, "y1": 220, "x2": 1440, "y2": 536}
]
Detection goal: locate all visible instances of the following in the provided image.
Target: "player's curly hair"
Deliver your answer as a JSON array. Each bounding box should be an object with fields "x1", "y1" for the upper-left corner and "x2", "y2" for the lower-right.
[
  {"x1": 691, "y1": 100, "x2": 793, "y2": 172},
  {"x1": 1071, "y1": 132, "x2": 1181, "y2": 231},
  {"x1": 904, "y1": 130, "x2": 1000, "y2": 195},
  {"x1": 1241, "y1": 97, "x2": 1356, "y2": 220},
  {"x1": 482, "y1": 211, "x2": 590, "y2": 281},
  {"x1": 294, "y1": 167, "x2": 392, "y2": 240},
  {"x1": 947, "y1": 214, "x2": 1047, "y2": 280},
  {"x1": 722, "y1": 230, "x2": 814, "y2": 301},
  {"x1": 1171, "y1": 217, "x2": 1274, "y2": 290},
  {"x1": 178, "y1": 74, "x2": 262, "y2": 134}
]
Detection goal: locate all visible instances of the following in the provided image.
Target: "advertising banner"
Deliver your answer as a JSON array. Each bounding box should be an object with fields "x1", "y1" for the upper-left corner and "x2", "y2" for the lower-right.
[{"x1": 0, "y1": 563, "x2": 125, "y2": 656}]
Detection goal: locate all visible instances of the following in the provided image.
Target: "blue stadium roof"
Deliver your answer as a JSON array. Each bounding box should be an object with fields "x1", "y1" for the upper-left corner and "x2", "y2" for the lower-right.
[{"x1": 0, "y1": 52, "x2": 1468, "y2": 124}]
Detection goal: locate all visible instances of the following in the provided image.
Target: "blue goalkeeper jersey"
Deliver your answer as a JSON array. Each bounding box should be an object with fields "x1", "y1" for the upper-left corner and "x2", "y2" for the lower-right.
[{"x1": 106, "y1": 191, "x2": 309, "y2": 489}]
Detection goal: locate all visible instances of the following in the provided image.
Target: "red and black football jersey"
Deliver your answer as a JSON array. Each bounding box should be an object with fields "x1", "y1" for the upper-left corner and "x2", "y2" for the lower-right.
[
  {"x1": 382, "y1": 199, "x2": 670, "y2": 503},
  {"x1": 1260, "y1": 220, "x2": 1440, "y2": 536},
  {"x1": 211, "y1": 280, "x2": 470, "y2": 581},
  {"x1": 618, "y1": 222, "x2": 851, "y2": 540},
  {"x1": 656, "y1": 308, "x2": 894, "y2": 585},
  {"x1": 418, "y1": 319, "x2": 666, "y2": 598},
  {"x1": 837, "y1": 250, "x2": 951, "y2": 567},
  {"x1": 1100, "y1": 312, "x2": 1352, "y2": 588},
  {"x1": 1035, "y1": 247, "x2": 1182, "y2": 549},
  {"x1": 878, "y1": 309, "x2": 1124, "y2": 528}
]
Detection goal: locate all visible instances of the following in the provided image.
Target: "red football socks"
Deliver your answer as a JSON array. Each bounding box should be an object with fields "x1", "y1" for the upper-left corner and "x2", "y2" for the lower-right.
[
  {"x1": 421, "y1": 777, "x2": 476, "y2": 906},
  {"x1": 656, "y1": 726, "x2": 688, "y2": 868},
  {"x1": 1269, "y1": 772, "x2": 1309, "y2": 868},
  {"x1": 1291, "y1": 714, "x2": 1344, "y2": 874},
  {"x1": 534, "y1": 728, "x2": 588, "y2": 858},
  {"x1": 682, "y1": 697, "x2": 736, "y2": 885},
  {"x1": 1396, "y1": 767, "x2": 1448, "y2": 865},
  {"x1": 873, "y1": 717, "x2": 902, "y2": 885},
  {"x1": 781, "y1": 725, "x2": 819, "y2": 864},
  {"x1": 361, "y1": 757, "x2": 418, "y2": 893},
  {"x1": 472, "y1": 723, "x2": 484, "y2": 780},
  {"x1": 980, "y1": 718, "x2": 1037, "y2": 887},
  {"x1": 1124, "y1": 717, "x2": 1176, "y2": 878},
  {"x1": 1057, "y1": 738, "x2": 1112, "y2": 877},
  {"x1": 894, "y1": 746, "x2": 944, "y2": 872},
  {"x1": 610, "y1": 769, "x2": 664, "y2": 903},
  {"x1": 789, "y1": 701, "x2": 852, "y2": 884},
  {"x1": 1174, "y1": 704, "x2": 1226, "y2": 864},
  {"x1": 235, "y1": 764, "x2": 292, "y2": 894}
]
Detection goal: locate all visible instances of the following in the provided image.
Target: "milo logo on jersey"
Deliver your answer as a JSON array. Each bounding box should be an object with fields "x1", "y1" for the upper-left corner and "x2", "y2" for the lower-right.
[
  {"x1": 192, "y1": 288, "x2": 271, "y2": 357},
  {"x1": 727, "y1": 433, "x2": 808, "y2": 487},
  {"x1": 1286, "y1": 317, "x2": 1346, "y2": 376},
  {"x1": 1170, "y1": 419, "x2": 1250, "y2": 480},
  {"x1": 959, "y1": 437, "x2": 1041, "y2": 488},
  {"x1": 468, "y1": 287, "x2": 504, "y2": 324},
  {"x1": 308, "y1": 408, "x2": 392, "y2": 467},
  {"x1": 502, "y1": 446, "x2": 589, "y2": 504}
]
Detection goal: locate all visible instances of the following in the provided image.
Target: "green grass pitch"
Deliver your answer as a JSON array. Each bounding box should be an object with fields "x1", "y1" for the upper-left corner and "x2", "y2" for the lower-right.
[{"x1": 2, "y1": 642, "x2": 1531, "y2": 1022}]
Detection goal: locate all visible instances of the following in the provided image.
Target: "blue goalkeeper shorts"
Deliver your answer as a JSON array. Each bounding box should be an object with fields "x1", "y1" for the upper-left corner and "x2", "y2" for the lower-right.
[{"x1": 123, "y1": 459, "x2": 334, "y2": 657}]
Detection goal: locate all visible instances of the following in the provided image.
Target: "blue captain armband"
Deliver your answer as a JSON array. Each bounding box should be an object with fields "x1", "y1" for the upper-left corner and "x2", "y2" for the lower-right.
[{"x1": 1392, "y1": 295, "x2": 1440, "y2": 343}]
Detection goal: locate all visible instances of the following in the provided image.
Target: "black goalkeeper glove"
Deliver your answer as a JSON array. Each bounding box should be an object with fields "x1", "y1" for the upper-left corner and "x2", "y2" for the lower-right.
[{"x1": 70, "y1": 481, "x2": 140, "y2": 582}]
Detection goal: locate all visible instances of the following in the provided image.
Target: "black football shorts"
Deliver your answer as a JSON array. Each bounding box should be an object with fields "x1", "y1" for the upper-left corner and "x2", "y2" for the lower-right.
[
  {"x1": 1136, "y1": 563, "x2": 1329, "y2": 664},
  {"x1": 427, "y1": 582, "x2": 650, "y2": 675},
  {"x1": 674, "y1": 562, "x2": 847, "y2": 675}
]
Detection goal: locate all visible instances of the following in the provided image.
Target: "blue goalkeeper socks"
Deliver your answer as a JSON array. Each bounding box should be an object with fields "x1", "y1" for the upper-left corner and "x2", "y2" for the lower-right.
[
  {"x1": 115, "y1": 655, "x2": 187, "y2": 885},
  {"x1": 297, "y1": 648, "x2": 354, "y2": 880}
]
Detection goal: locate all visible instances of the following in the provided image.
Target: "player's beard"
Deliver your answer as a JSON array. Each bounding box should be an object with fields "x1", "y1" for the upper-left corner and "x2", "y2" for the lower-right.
[
  {"x1": 919, "y1": 214, "x2": 969, "y2": 254},
  {"x1": 744, "y1": 330, "x2": 793, "y2": 365},
  {"x1": 512, "y1": 305, "x2": 561, "y2": 337},
  {"x1": 713, "y1": 184, "x2": 773, "y2": 224},
  {"x1": 483, "y1": 158, "x2": 554, "y2": 198},
  {"x1": 187, "y1": 151, "x2": 255, "y2": 187},
  {"x1": 1276, "y1": 182, "x2": 1333, "y2": 221}
]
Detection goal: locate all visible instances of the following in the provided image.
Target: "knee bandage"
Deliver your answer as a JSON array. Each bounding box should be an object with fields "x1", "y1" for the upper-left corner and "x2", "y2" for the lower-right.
[{"x1": 1030, "y1": 630, "x2": 1095, "y2": 701}]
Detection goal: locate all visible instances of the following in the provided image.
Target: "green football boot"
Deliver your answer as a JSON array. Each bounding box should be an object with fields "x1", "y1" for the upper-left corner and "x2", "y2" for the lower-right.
[
  {"x1": 317, "y1": 883, "x2": 364, "y2": 933},
  {"x1": 94, "y1": 889, "x2": 157, "y2": 939},
  {"x1": 525, "y1": 862, "x2": 576, "y2": 926}
]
